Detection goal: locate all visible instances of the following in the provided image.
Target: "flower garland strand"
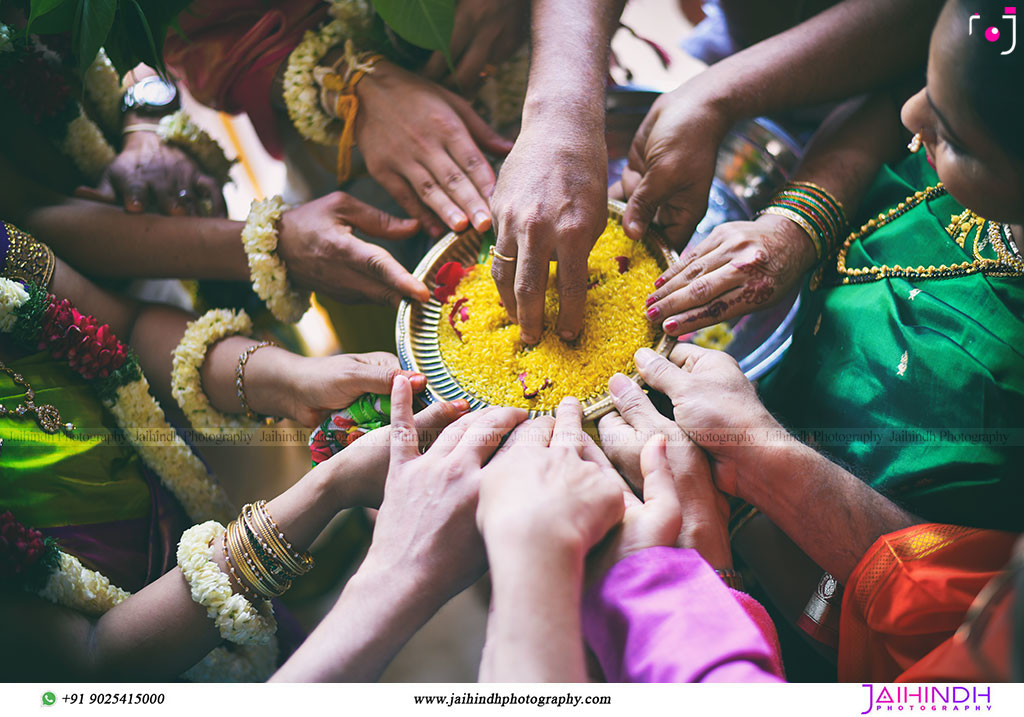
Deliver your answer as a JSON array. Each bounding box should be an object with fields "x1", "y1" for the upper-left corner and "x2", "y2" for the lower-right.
[
  {"x1": 282, "y1": 1, "x2": 373, "y2": 146},
  {"x1": 171, "y1": 309, "x2": 261, "y2": 437},
  {"x1": 177, "y1": 522, "x2": 277, "y2": 645},
  {"x1": 158, "y1": 110, "x2": 236, "y2": 186},
  {"x1": 0, "y1": 277, "x2": 233, "y2": 525},
  {"x1": 0, "y1": 283, "x2": 278, "y2": 680},
  {"x1": 0, "y1": 511, "x2": 276, "y2": 681},
  {"x1": 241, "y1": 196, "x2": 311, "y2": 323},
  {"x1": 82, "y1": 48, "x2": 122, "y2": 135}
]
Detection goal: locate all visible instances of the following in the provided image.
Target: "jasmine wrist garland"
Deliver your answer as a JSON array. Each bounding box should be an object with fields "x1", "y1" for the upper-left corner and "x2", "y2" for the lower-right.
[
  {"x1": 241, "y1": 196, "x2": 311, "y2": 323},
  {"x1": 157, "y1": 110, "x2": 235, "y2": 186},
  {"x1": 282, "y1": 0, "x2": 373, "y2": 147},
  {"x1": 171, "y1": 308, "x2": 262, "y2": 436},
  {"x1": 177, "y1": 521, "x2": 277, "y2": 645}
]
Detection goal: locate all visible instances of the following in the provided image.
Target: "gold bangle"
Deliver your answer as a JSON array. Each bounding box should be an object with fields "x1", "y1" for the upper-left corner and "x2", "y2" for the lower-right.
[
  {"x1": 236, "y1": 517, "x2": 291, "y2": 597},
  {"x1": 222, "y1": 529, "x2": 263, "y2": 603},
  {"x1": 235, "y1": 341, "x2": 279, "y2": 422},
  {"x1": 226, "y1": 518, "x2": 279, "y2": 599},
  {"x1": 240, "y1": 504, "x2": 297, "y2": 583},
  {"x1": 250, "y1": 500, "x2": 314, "y2": 577},
  {"x1": 239, "y1": 518, "x2": 292, "y2": 596},
  {"x1": 2, "y1": 222, "x2": 55, "y2": 288},
  {"x1": 759, "y1": 206, "x2": 824, "y2": 260}
]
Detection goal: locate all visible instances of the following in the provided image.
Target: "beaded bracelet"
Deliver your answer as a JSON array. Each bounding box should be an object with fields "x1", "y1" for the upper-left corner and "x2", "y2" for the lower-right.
[{"x1": 177, "y1": 521, "x2": 277, "y2": 645}]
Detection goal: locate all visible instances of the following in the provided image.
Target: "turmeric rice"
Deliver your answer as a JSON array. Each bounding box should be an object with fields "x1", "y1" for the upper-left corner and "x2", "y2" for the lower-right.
[{"x1": 438, "y1": 218, "x2": 660, "y2": 409}]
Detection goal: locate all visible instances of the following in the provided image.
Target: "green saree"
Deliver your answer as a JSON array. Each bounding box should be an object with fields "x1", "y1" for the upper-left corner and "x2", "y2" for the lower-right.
[
  {"x1": 1, "y1": 349, "x2": 189, "y2": 592},
  {"x1": 759, "y1": 152, "x2": 1024, "y2": 531}
]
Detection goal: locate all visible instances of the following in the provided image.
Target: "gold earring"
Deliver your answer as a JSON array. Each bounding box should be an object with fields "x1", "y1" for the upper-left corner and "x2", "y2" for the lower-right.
[{"x1": 907, "y1": 133, "x2": 923, "y2": 153}]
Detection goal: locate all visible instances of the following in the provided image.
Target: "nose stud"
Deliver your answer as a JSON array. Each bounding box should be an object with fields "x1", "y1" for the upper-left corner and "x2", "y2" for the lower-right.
[{"x1": 908, "y1": 133, "x2": 923, "y2": 153}]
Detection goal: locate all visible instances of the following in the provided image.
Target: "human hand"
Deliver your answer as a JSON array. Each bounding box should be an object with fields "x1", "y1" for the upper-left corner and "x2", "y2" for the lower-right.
[
  {"x1": 243, "y1": 346, "x2": 426, "y2": 428},
  {"x1": 76, "y1": 127, "x2": 226, "y2": 216},
  {"x1": 586, "y1": 434, "x2": 684, "y2": 584},
  {"x1": 597, "y1": 373, "x2": 732, "y2": 571},
  {"x1": 644, "y1": 214, "x2": 816, "y2": 337},
  {"x1": 620, "y1": 84, "x2": 733, "y2": 249},
  {"x1": 354, "y1": 61, "x2": 514, "y2": 237},
  {"x1": 366, "y1": 376, "x2": 528, "y2": 602},
  {"x1": 318, "y1": 398, "x2": 471, "y2": 509},
  {"x1": 633, "y1": 345, "x2": 781, "y2": 497},
  {"x1": 476, "y1": 397, "x2": 625, "y2": 560},
  {"x1": 490, "y1": 113, "x2": 608, "y2": 343},
  {"x1": 422, "y1": 0, "x2": 530, "y2": 94},
  {"x1": 276, "y1": 191, "x2": 430, "y2": 307}
]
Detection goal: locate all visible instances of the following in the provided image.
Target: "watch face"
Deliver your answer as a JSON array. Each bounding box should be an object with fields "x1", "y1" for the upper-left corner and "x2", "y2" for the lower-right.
[{"x1": 135, "y1": 77, "x2": 177, "y2": 107}]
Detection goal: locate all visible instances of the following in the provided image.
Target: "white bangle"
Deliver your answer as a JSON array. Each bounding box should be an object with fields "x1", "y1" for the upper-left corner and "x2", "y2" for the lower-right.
[
  {"x1": 241, "y1": 196, "x2": 311, "y2": 323},
  {"x1": 171, "y1": 308, "x2": 262, "y2": 437},
  {"x1": 121, "y1": 123, "x2": 160, "y2": 134},
  {"x1": 177, "y1": 521, "x2": 277, "y2": 646}
]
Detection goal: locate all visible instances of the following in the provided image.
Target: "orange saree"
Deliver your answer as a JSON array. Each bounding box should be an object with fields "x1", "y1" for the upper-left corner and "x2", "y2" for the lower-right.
[{"x1": 839, "y1": 523, "x2": 1018, "y2": 682}]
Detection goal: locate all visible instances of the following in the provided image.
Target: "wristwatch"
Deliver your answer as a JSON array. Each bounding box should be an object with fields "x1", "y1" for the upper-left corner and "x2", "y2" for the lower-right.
[{"x1": 120, "y1": 75, "x2": 180, "y2": 116}]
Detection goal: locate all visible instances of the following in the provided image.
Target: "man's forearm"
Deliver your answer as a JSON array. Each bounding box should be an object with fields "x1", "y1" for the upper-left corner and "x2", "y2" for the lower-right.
[
  {"x1": 525, "y1": 0, "x2": 626, "y2": 114},
  {"x1": 689, "y1": 0, "x2": 940, "y2": 123},
  {"x1": 740, "y1": 441, "x2": 916, "y2": 582},
  {"x1": 480, "y1": 542, "x2": 587, "y2": 682},
  {"x1": 22, "y1": 200, "x2": 249, "y2": 281}
]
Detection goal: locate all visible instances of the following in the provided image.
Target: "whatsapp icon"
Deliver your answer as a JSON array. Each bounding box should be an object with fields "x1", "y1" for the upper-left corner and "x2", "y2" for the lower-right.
[{"x1": 42, "y1": 692, "x2": 56, "y2": 706}]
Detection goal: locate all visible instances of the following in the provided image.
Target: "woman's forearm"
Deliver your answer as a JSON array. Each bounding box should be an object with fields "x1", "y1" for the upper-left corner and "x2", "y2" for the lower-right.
[
  {"x1": 480, "y1": 541, "x2": 588, "y2": 682},
  {"x1": 787, "y1": 92, "x2": 909, "y2": 225},
  {"x1": 22, "y1": 199, "x2": 249, "y2": 281},
  {"x1": 1, "y1": 461, "x2": 349, "y2": 680}
]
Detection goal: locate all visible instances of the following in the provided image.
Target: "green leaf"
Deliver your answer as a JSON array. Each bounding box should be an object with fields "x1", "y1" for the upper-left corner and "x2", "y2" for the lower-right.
[
  {"x1": 26, "y1": 0, "x2": 77, "y2": 34},
  {"x1": 71, "y1": 0, "x2": 116, "y2": 79},
  {"x1": 127, "y1": 0, "x2": 162, "y2": 74},
  {"x1": 371, "y1": 0, "x2": 455, "y2": 64}
]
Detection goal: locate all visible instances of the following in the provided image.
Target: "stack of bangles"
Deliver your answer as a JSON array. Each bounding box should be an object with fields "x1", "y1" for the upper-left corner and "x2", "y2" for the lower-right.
[
  {"x1": 223, "y1": 500, "x2": 315, "y2": 601},
  {"x1": 758, "y1": 181, "x2": 848, "y2": 263}
]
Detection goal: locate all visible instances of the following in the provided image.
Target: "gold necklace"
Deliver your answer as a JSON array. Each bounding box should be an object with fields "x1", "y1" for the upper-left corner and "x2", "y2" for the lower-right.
[
  {"x1": 0, "y1": 359, "x2": 75, "y2": 435},
  {"x1": 834, "y1": 183, "x2": 1024, "y2": 285}
]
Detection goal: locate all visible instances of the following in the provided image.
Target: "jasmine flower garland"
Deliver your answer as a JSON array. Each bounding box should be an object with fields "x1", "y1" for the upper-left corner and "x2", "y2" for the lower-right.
[
  {"x1": 177, "y1": 521, "x2": 277, "y2": 645},
  {"x1": 241, "y1": 196, "x2": 311, "y2": 323},
  {"x1": 157, "y1": 110, "x2": 236, "y2": 185},
  {"x1": 282, "y1": 0, "x2": 373, "y2": 146},
  {"x1": 171, "y1": 308, "x2": 262, "y2": 437},
  {"x1": 0, "y1": 276, "x2": 233, "y2": 525}
]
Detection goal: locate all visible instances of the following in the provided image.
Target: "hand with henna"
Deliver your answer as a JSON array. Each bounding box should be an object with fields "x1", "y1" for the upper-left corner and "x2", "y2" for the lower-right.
[{"x1": 644, "y1": 214, "x2": 817, "y2": 337}]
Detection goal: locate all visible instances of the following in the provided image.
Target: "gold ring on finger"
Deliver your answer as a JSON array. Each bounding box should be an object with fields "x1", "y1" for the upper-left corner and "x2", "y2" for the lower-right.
[{"x1": 489, "y1": 246, "x2": 516, "y2": 262}]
